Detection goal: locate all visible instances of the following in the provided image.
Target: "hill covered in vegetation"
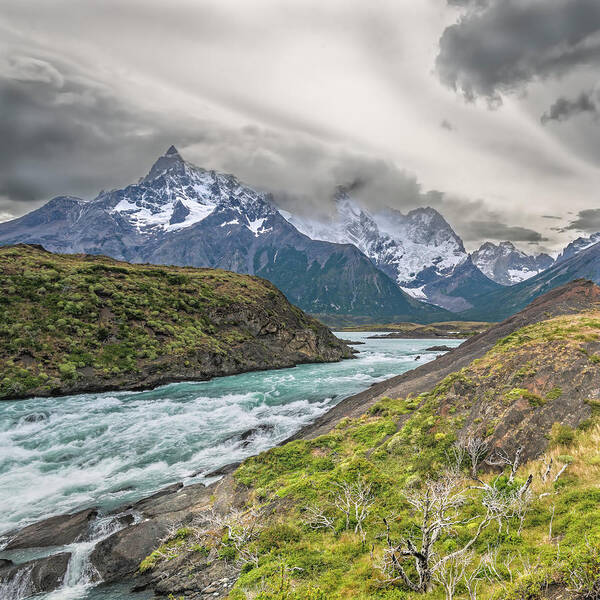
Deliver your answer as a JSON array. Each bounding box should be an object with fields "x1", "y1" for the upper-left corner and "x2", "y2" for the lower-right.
[
  {"x1": 0, "y1": 244, "x2": 352, "y2": 400},
  {"x1": 127, "y1": 281, "x2": 600, "y2": 600}
]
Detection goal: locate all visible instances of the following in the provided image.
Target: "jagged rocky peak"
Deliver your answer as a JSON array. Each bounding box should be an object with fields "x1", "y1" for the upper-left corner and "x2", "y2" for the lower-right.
[
  {"x1": 556, "y1": 232, "x2": 600, "y2": 263},
  {"x1": 143, "y1": 145, "x2": 187, "y2": 183},
  {"x1": 471, "y1": 240, "x2": 554, "y2": 286},
  {"x1": 101, "y1": 147, "x2": 277, "y2": 235},
  {"x1": 375, "y1": 205, "x2": 466, "y2": 255}
]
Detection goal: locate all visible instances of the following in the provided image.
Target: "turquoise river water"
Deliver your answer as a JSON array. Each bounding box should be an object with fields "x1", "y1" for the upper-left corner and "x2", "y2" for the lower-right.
[{"x1": 0, "y1": 333, "x2": 461, "y2": 599}]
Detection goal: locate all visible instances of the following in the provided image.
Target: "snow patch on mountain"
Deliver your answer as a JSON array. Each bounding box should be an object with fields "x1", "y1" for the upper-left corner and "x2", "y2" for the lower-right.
[
  {"x1": 471, "y1": 241, "x2": 553, "y2": 286},
  {"x1": 283, "y1": 191, "x2": 467, "y2": 288},
  {"x1": 107, "y1": 147, "x2": 276, "y2": 235},
  {"x1": 400, "y1": 285, "x2": 427, "y2": 300}
]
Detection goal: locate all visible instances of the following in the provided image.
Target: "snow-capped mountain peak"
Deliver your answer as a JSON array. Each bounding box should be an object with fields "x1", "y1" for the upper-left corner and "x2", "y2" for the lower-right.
[
  {"x1": 471, "y1": 241, "x2": 553, "y2": 285},
  {"x1": 282, "y1": 192, "x2": 468, "y2": 290},
  {"x1": 556, "y1": 232, "x2": 600, "y2": 263},
  {"x1": 106, "y1": 147, "x2": 276, "y2": 235}
]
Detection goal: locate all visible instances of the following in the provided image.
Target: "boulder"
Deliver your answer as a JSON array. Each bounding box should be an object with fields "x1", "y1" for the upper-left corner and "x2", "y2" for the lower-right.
[
  {"x1": 0, "y1": 552, "x2": 70, "y2": 598},
  {"x1": 4, "y1": 508, "x2": 98, "y2": 550},
  {"x1": 90, "y1": 520, "x2": 168, "y2": 582}
]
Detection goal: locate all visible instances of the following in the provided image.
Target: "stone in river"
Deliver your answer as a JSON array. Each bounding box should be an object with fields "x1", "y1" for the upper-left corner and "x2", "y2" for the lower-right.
[
  {"x1": 4, "y1": 507, "x2": 98, "y2": 550},
  {"x1": 0, "y1": 552, "x2": 70, "y2": 597}
]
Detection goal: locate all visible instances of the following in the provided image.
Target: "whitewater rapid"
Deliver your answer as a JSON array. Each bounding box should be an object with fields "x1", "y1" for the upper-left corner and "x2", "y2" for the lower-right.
[{"x1": 0, "y1": 333, "x2": 461, "y2": 599}]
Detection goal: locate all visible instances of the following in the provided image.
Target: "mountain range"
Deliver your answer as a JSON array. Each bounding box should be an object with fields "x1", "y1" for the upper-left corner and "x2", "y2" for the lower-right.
[
  {"x1": 1, "y1": 145, "x2": 598, "y2": 323},
  {"x1": 0, "y1": 147, "x2": 448, "y2": 323}
]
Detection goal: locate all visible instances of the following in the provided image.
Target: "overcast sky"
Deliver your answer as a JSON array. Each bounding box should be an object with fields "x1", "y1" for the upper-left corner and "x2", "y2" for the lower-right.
[{"x1": 1, "y1": 0, "x2": 599, "y2": 253}]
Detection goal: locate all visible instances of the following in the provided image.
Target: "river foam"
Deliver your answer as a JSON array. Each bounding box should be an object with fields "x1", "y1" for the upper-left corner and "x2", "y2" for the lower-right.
[{"x1": 0, "y1": 334, "x2": 461, "y2": 541}]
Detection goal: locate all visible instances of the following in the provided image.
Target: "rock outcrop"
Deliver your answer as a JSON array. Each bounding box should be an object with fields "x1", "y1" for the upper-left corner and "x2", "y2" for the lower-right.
[
  {"x1": 3, "y1": 508, "x2": 98, "y2": 550},
  {"x1": 0, "y1": 553, "x2": 70, "y2": 598},
  {"x1": 0, "y1": 244, "x2": 353, "y2": 400}
]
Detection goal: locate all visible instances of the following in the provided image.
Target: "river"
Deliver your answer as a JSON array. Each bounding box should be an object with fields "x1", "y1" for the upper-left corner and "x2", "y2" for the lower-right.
[{"x1": 0, "y1": 333, "x2": 462, "y2": 599}]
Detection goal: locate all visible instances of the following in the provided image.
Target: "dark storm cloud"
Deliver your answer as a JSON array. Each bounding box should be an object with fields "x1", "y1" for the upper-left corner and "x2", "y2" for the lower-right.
[
  {"x1": 541, "y1": 88, "x2": 600, "y2": 123},
  {"x1": 0, "y1": 54, "x2": 210, "y2": 213},
  {"x1": 565, "y1": 209, "x2": 600, "y2": 232},
  {"x1": 459, "y1": 220, "x2": 548, "y2": 243},
  {"x1": 436, "y1": 0, "x2": 600, "y2": 102}
]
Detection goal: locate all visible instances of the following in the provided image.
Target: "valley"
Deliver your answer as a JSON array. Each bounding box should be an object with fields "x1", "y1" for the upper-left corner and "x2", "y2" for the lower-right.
[
  {"x1": 0, "y1": 333, "x2": 462, "y2": 599},
  {"x1": 4, "y1": 147, "x2": 600, "y2": 325},
  {"x1": 3, "y1": 3, "x2": 600, "y2": 600}
]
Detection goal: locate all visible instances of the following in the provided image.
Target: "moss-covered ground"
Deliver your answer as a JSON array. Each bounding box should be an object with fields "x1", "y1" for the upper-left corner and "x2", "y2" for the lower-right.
[
  {"x1": 143, "y1": 311, "x2": 600, "y2": 599},
  {"x1": 0, "y1": 245, "x2": 335, "y2": 399}
]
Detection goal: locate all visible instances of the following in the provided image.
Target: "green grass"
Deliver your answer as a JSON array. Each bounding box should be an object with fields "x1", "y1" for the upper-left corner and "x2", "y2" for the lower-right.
[
  {"x1": 136, "y1": 310, "x2": 600, "y2": 598},
  {"x1": 0, "y1": 245, "x2": 336, "y2": 399}
]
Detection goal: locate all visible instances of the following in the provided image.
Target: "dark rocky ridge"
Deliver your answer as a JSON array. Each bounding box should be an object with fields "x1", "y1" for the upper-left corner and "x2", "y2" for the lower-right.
[
  {"x1": 288, "y1": 279, "x2": 600, "y2": 439},
  {"x1": 0, "y1": 245, "x2": 353, "y2": 400}
]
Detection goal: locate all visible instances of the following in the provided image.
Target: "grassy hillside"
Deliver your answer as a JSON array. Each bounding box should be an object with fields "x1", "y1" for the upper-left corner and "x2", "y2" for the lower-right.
[
  {"x1": 0, "y1": 245, "x2": 352, "y2": 400},
  {"x1": 141, "y1": 309, "x2": 600, "y2": 599}
]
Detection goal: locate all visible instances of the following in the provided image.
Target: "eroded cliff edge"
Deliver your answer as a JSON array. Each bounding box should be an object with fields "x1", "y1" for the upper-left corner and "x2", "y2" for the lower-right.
[{"x1": 0, "y1": 244, "x2": 353, "y2": 401}]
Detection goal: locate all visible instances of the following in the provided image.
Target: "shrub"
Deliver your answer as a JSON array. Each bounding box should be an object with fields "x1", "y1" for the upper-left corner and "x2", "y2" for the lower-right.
[
  {"x1": 58, "y1": 361, "x2": 78, "y2": 380},
  {"x1": 550, "y1": 422, "x2": 576, "y2": 446},
  {"x1": 557, "y1": 455, "x2": 574, "y2": 464}
]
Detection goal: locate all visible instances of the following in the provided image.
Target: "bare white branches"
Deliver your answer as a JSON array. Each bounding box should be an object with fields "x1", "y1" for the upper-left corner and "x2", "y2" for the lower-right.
[
  {"x1": 204, "y1": 507, "x2": 263, "y2": 567},
  {"x1": 378, "y1": 471, "x2": 500, "y2": 593},
  {"x1": 456, "y1": 436, "x2": 490, "y2": 479},
  {"x1": 333, "y1": 478, "x2": 375, "y2": 539},
  {"x1": 303, "y1": 475, "x2": 374, "y2": 540},
  {"x1": 303, "y1": 505, "x2": 335, "y2": 532},
  {"x1": 486, "y1": 446, "x2": 523, "y2": 483},
  {"x1": 432, "y1": 552, "x2": 473, "y2": 600}
]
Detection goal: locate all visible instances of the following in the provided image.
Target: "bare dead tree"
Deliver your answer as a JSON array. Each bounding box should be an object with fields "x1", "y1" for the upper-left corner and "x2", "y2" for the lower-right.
[
  {"x1": 302, "y1": 505, "x2": 335, "y2": 531},
  {"x1": 456, "y1": 436, "x2": 490, "y2": 479},
  {"x1": 541, "y1": 457, "x2": 553, "y2": 482},
  {"x1": 332, "y1": 477, "x2": 375, "y2": 539},
  {"x1": 433, "y1": 552, "x2": 473, "y2": 600},
  {"x1": 553, "y1": 463, "x2": 569, "y2": 483},
  {"x1": 463, "y1": 563, "x2": 484, "y2": 600},
  {"x1": 485, "y1": 446, "x2": 523, "y2": 483},
  {"x1": 204, "y1": 507, "x2": 263, "y2": 567},
  {"x1": 378, "y1": 472, "x2": 504, "y2": 593},
  {"x1": 565, "y1": 538, "x2": 600, "y2": 595}
]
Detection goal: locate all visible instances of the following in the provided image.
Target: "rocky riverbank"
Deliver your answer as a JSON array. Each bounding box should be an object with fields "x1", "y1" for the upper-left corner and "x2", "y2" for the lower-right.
[
  {"x1": 3, "y1": 280, "x2": 600, "y2": 599},
  {"x1": 0, "y1": 245, "x2": 353, "y2": 401}
]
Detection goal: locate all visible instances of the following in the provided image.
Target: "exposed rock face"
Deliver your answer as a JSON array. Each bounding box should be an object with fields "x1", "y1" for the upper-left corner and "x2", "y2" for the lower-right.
[
  {"x1": 90, "y1": 520, "x2": 169, "y2": 582},
  {"x1": 472, "y1": 241, "x2": 553, "y2": 285},
  {"x1": 3, "y1": 508, "x2": 98, "y2": 550},
  {"x1": 0, "y1": 553, "x2": 70, "y2": 599}
]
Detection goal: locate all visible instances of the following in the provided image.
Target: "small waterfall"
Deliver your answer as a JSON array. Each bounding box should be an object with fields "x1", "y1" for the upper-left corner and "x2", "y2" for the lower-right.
[
  {"x1": 50, "y1": 512, "x2": 138, "y2": 599},
  {"x1": 1, "y1": 511, "x2": 140, "y2": 600},
  {"x1": 0, "y1": 565, "x2": 34, "y2": 600}
]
